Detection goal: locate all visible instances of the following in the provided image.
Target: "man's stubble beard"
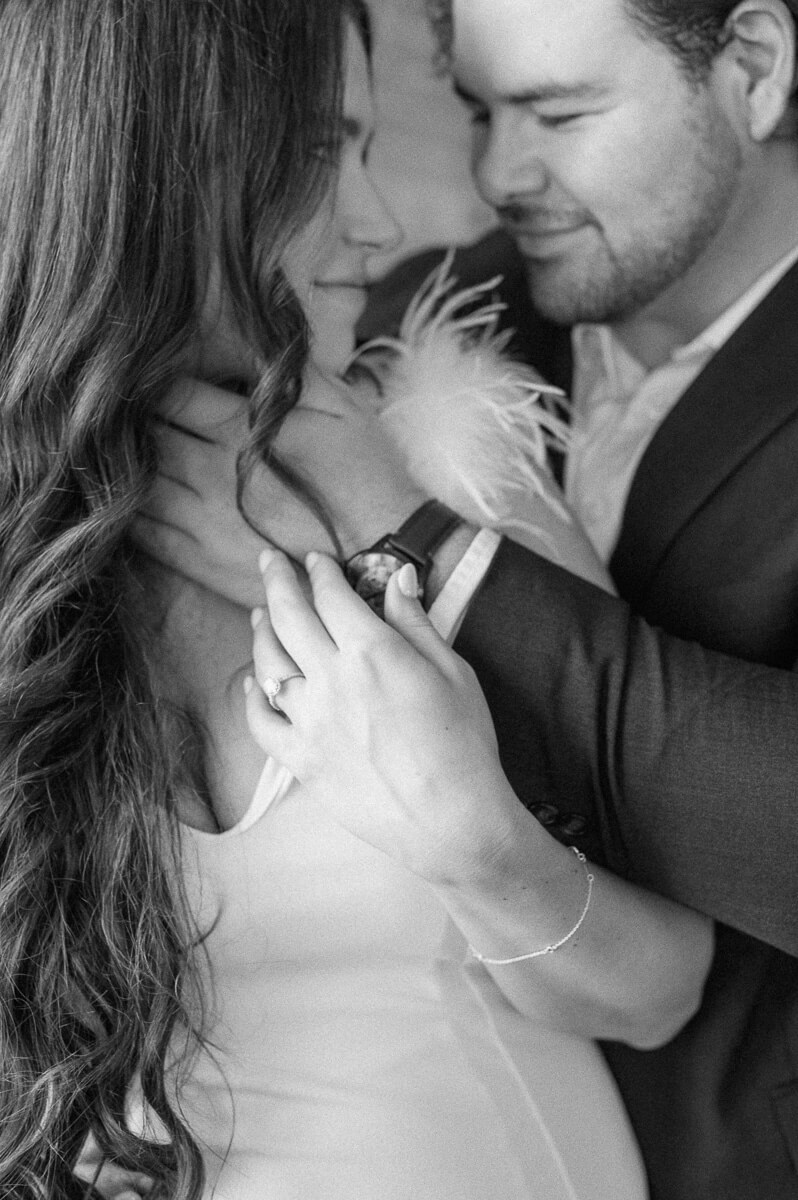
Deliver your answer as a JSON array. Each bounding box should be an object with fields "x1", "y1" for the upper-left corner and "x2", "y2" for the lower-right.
[{"x1": 520, "y1": 106, "x2": 743, "y2": 328}]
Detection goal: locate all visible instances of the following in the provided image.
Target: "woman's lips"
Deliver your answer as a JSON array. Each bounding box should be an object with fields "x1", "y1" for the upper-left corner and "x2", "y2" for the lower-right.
[
  {"x1": 314, "y1": 279, "x2": 368, "y2": 291},
  {"x1": 312, "y1": 280, "x2": 369, "y2": 319}
]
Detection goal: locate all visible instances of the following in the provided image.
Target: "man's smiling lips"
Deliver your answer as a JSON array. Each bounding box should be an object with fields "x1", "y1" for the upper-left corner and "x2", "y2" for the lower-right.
[{"x1": 504, "y1": 214, "x2": 593, "y2": 255}]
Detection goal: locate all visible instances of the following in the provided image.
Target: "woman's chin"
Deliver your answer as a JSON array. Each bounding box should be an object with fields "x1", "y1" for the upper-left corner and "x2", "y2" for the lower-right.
[{"x1": 309, "y1": 317, "x2": 359, "y2": 378}]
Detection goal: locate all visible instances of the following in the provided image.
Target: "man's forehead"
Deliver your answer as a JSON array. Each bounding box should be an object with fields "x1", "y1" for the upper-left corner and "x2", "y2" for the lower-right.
[
  {"x1": 450, "y1": 0, "x2": 641, "y2": 90},
  {"x1": 451, "y1": 0, "x2": 631, "y2": 46}
]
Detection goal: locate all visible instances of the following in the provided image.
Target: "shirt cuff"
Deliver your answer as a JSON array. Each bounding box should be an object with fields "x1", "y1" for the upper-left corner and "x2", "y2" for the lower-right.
[{"x1": 428, "y1": 528, "x2": 502, "y2": 644}]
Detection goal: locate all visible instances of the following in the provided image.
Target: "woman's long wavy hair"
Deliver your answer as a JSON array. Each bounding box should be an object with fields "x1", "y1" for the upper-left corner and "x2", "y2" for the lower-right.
[{"x1": 0, "y1": 1, "x2": 346, "y2": 1196}]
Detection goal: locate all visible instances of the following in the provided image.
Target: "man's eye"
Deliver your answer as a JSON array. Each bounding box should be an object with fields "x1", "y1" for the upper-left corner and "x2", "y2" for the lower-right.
[
  {"x1": 467, "y1": 106, "x2": 490, "y2": 126},
  {"x1": 537, "y1": 112, "x2": 583, "y2": 129}
]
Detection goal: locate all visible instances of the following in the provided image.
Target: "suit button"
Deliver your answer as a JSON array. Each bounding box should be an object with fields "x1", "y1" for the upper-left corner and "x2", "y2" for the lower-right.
[
  {"x1": 559, "y1": 814, "x2": 588, "y2": 837},
  {"x1": 531, "y1": 804, "x2": 560, "y2": 827}
]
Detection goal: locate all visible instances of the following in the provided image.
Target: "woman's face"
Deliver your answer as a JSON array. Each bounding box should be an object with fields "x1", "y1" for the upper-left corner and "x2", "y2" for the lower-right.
[{"x1": 281, "y1": 22, "x2": 402, "y2": 375}]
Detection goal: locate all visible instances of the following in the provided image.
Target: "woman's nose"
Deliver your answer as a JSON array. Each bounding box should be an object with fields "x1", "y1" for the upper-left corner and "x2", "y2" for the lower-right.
[{"x1": 345, "y1": 175, "x2": 404, "y2": 255}]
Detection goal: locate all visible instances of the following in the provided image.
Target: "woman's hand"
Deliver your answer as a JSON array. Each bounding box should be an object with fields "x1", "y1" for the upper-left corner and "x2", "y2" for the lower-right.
[
  {"x1": 245, "y1": 549, "x2": 714, "y2": 1047},
  {"x1": 245, "y1": 549, "x2": 522, "y2": 882}
]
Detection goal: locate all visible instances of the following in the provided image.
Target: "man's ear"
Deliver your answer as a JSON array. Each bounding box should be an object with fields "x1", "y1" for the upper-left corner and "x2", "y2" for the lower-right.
[{"x1": 722, "y1": 0, "x2": 796, "y2": 140}]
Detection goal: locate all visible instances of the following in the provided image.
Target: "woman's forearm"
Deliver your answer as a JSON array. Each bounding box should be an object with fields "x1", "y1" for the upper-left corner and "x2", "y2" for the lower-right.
[
  {"x1": 245, "y1": 550, "x2": 713, "y2": 1048},
  {"x1": 428, "y1": 796, "x2": 714, "y2": 1047}
]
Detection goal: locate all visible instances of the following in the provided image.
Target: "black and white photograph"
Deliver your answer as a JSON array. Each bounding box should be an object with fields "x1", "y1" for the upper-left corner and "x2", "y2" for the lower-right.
[{"x1": 1, "y1": 2, "x2": 797, "y2": 1197}]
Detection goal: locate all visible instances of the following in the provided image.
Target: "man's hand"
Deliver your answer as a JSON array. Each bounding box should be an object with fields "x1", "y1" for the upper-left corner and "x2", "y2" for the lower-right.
[
  {"x1": 136, "y1": 368, "x2": 426, "y2": 609},
  {"x1": 72, "y1": 1132, "x2": 154, "y2": 1199},
  {"x1": 137, "y1": 382, "x2": 275, "y2": 608}
]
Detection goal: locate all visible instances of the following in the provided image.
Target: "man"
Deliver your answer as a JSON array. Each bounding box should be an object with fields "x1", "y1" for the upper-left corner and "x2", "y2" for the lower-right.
[
  {"x1": 423, "y1": 1, "x2": 798, "y2": 1196},
  {"x1": 311, "y1": 1, "x2": 798, "y2": 1193},
  {"x1": 145, "y1": 1, "x2": 798, "y2": 1196}
]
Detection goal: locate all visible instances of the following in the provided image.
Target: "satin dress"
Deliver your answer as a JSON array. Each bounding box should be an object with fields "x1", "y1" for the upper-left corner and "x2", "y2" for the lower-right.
[{"x1": 172, "y1": 759, "x2": 648, "y2": 1200}]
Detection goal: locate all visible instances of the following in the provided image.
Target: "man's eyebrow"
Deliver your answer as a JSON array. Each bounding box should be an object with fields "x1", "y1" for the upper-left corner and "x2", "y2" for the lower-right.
[{"x1": 452, "y1": 78, "x2": 604, "y2": 106}]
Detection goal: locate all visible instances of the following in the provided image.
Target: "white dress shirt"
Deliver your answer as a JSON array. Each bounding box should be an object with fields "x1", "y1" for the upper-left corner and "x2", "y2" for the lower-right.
[
  {"x1": 566, "y1": 243, "x2": 798, "y2": 562},
  {"x1": 429, "y1": 527, "x2": 502, "y2": 641},
  {"x1": 389, "y1": 243, "x2": 798, "y2": 640}
]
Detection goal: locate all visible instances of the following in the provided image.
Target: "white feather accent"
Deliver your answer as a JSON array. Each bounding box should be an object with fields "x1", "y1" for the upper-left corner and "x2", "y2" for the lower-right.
[{"x1": 352, "y1": 250, "x2": 574, "y2": 559}]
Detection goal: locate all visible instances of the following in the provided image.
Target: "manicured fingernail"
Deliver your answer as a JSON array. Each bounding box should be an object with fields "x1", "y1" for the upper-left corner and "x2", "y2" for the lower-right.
[
  {"x1": 243, "y1": 675, "x2": 254, "y2": 695},
  {"x1": 250, "y1": 606, "x2": 263, "y2": 629},
  {"x1": 397, "y1": 562, "x2": 419, "y2": 598},
  {"x1": 259, "y1": 548, "x2": 276, "y2": 575},
  {"x1": 305, "y1": 551, "x2": 320, "y2": 570}
]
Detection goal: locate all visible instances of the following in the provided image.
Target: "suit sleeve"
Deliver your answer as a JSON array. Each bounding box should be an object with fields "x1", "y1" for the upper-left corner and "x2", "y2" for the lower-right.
[{"x1": 455, "y1": 536, "x2": 798, "y2": 956}]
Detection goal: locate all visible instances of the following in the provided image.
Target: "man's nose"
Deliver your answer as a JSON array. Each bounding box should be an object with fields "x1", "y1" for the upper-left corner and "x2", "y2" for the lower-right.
[{"x1": 473, "y1": 115, "x2": 549, "y2": 209}]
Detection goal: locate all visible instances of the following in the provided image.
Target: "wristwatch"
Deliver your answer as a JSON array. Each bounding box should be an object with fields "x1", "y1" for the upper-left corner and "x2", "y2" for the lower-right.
[{"x1": 344, "y1": 500, "x2": 462, "y2": 616}]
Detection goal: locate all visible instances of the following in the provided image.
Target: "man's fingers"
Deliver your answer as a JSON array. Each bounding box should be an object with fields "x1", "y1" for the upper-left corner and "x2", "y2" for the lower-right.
[
  {"x1": 131, "y1": 513, "x2": 200, "y2": 571},
  {"x1": 157, "y1": 377, "x2": 249, "y2": 440},
  {"x1": 140, "y1": 468, "x2": 202, "y2": 524},
  {"x1": 154, "y1": 419, "x2": 234, "y2": 491}
]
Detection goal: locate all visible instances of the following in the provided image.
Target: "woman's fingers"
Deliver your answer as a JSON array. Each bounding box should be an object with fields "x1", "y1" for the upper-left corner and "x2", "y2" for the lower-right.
[
  {"x1": 302, "y1": 551, "x2": 393, "y2": 645},
  {"x1": 258, "y1": 549, "x2": 462, "y2": 703},
  {"x1": 241, "y1": 540, "x2": 516, "y2": 877},
  {"x1": 244, "y1": 671, "x2": 297, "y2": 763},
  {"x1": 381, "y1": 564, "x2": 459, "y2": 675},
  {"x1": 258, "y1": 549, "x2": 337, "y2": 671},
  {"x1": 297, "y1": 552, "x2": 455, "y2": 681},
  {"x1": 245, "y1": 601, "x2": 306, "y2": 773},
  {"x1": 251, "y1": 605, "x2": 303, "y2": 714},
  {"x1": 245, "y1": 563, "x2": 317, "y2": 775}
]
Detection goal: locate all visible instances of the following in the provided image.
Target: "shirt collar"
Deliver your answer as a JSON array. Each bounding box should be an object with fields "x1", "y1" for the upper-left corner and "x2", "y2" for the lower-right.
[
  {"x1": 571, "y1": 323, "x2": 646, "y2": 405},
  {"x1": 573, "y1": 240, "x2": 798, "y2": 372}
]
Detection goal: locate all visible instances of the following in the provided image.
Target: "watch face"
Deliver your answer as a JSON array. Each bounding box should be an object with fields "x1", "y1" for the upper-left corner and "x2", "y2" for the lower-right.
[{"x1": 347, "y1": 551, "x2": 405, "y2": 603}]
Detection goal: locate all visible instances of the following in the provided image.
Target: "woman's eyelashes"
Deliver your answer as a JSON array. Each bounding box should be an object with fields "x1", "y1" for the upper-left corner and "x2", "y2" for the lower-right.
[
  {"x1": 310, "y1": 137, "x2": 344, "y2": 165},
  {"x1": 312, "y1": 126, "x2": 373, "y2": 170}
]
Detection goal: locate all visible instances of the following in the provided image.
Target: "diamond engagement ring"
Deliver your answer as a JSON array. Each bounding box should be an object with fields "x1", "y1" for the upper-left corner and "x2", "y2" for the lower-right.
[{"x1": 262, "y1": 672, "x2": 304, "y2": 714}]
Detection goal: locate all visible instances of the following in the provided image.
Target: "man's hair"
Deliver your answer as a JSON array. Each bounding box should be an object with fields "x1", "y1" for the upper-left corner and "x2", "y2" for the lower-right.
[{"x1": 624, "y1": 0, "x2": 798, "y2": 79}]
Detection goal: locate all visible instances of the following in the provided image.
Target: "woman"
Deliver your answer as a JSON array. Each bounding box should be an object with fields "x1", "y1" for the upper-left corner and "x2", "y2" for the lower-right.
[
  {"x1": 133, "y1": 11, "x2": 714, "y2": 1200},
  {"x1": 0, "y1": 4, "x2": 709, "y2": 1199},
  {"x1": 0, "y1": 2, "x2": 350, "y2": 1196}
]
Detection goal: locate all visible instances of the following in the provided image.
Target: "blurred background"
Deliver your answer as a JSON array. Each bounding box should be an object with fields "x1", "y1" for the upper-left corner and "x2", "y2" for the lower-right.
[{"x1": 364, "y1": 0, "x2": 496, "y2": 278}]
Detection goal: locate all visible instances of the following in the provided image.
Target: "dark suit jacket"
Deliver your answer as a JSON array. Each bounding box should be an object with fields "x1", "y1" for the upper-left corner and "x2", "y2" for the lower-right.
[{"x1": 451, "y1": 254, "x2": 798, "y2": 1199}]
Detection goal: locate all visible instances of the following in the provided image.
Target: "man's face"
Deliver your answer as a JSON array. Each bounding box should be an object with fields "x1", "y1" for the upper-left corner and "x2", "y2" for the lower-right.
[{"x1": 452, "y1": 0, "x2": 743, "y2": 326}]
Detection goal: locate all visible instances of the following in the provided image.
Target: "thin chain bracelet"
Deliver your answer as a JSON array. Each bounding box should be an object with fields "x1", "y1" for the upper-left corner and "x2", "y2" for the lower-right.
[{"x1": 469, "y1": 848, "x2": 595, "y2": 965}]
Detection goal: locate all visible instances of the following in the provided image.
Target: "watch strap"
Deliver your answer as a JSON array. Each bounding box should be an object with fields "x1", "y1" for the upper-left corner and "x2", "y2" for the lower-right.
[
  {"x1": 382, "y1": 500, "x2": 462, "y2": 570},
  {"x1": 344, "y1": 501, "x2": 463, "y2": 616}
]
